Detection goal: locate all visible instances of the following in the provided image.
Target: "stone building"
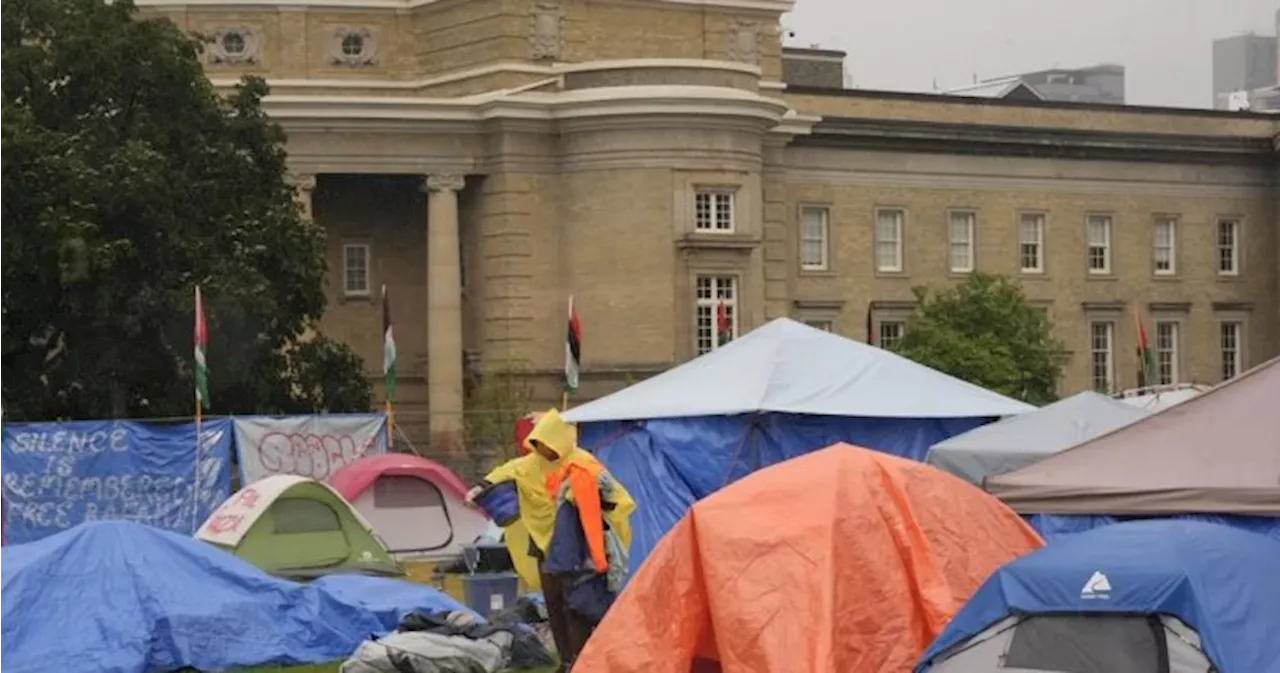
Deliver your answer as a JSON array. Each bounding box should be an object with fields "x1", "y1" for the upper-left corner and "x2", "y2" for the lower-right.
[{"x1": 139, "y1": 0, "x2": 1279, "y2": 455}]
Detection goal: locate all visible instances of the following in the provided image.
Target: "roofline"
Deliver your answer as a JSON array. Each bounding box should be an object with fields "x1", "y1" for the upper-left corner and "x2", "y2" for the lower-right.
[{"x1": 785, "y1": 85, "x2": 1277, "y2": 120}]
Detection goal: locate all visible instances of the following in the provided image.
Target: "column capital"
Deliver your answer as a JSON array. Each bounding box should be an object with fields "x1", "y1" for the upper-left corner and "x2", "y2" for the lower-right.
[
  {"x1": 287, "y1": 172, "x2": 317, "y2": 193},
  {"x1": 423, "y1": 174, "x2": 466, "y2": 193}
]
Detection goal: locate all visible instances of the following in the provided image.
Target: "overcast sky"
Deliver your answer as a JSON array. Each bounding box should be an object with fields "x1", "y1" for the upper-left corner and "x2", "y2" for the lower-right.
[{"x1": 783, "y1": 0, "x2": 1278, "y2": 108}]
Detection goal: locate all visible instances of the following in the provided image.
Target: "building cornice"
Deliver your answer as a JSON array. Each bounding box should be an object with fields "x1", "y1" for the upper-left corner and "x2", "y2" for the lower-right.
[
  {"x1": 264, "y1": 84, "x2": 791, "y2": 133},
  {"x1": 140, "y1": 0, "x2": 793, "y2": 11},
  {"x1": 795, "y1": 116, "x2": 1278, "y2": 165}
]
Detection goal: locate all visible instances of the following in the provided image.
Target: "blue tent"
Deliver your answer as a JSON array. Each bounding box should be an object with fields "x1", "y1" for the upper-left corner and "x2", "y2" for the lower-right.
[
  {"x1": 563, "y1": 318, "x2": 1033, "y2": 574},
  {"x1": 917, "y1": 520, "x2": 1280, "y2": 673},
  {"x1": 2, "y1": 521, "x2": 468, "y2": 673}
]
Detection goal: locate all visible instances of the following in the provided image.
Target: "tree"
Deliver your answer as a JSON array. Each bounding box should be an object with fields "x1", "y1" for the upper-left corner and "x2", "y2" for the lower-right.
[
  {"x1": 888, "y1": 273, "x2": 1067, "y2": 405},
  {"x1": 463, "y1": 364, "x2": 535, "y2": 477},
  {"x1": 1, "y1": 0, "x2": 371, "y2": 420}
]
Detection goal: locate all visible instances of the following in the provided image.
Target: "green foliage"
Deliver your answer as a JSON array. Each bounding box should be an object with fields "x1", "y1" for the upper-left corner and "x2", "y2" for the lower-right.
[
  {"x1": 464, "y1": 364, "x2": 535, "y2": 472},
  {"x1": 888, "y1": 273, "x2": 1068, "y2": 406},
  {"x1": 1, "y1": 0, "x2": 371, "y2": 420}
]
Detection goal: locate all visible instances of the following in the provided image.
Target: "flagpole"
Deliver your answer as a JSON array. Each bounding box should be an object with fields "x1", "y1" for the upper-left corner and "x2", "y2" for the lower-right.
[{"x1": 192, "y1": 285, "x2": 204, "y2": 534}]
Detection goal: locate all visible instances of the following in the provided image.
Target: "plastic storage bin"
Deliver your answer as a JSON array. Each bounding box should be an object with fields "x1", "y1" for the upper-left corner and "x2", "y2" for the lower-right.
[{"x1": 462, "y1": 572, "x2": 520, "y2": 616}]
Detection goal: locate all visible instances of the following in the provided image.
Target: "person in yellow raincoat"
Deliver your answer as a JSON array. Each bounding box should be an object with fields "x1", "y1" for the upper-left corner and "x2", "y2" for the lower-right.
[{"x1": 467, "y1": 409, "x2": 634, "y2": 672}]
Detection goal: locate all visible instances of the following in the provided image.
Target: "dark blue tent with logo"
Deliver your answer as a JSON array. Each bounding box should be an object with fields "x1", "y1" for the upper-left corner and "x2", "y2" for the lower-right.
[
  {"x1": 917, "y1": 520, "x2": 1280, "y2": 673},
  {"x1": 562, "y1": 318, "x2": 1033, "y2": 574}
]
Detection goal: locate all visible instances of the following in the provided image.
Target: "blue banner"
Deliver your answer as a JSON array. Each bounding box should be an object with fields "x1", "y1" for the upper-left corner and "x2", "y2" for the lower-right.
[{"x1": 2, "y1": 420, "x2": 233, "y2": 545}]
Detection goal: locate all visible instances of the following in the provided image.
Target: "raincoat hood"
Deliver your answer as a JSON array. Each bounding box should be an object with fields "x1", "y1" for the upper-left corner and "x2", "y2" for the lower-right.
[{"x1": 524, "y1": 409, "x2": 575, "y2": 460}]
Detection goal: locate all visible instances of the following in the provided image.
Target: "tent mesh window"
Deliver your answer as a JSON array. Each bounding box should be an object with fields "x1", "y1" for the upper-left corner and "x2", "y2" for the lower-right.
[
  {"x1": 271, "y1": 498, "x2": 343, "y2": 534},
  {"x1": 1003, "y1": 614, "x2": 1168, "y2": 673},
  {"x1": 373, "y1": 476, "x2": 445, "y2": 509}
]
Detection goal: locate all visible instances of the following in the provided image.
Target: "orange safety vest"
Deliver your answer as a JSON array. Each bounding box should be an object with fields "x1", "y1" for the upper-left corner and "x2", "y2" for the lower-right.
[{"x1": 545, "y1": 460, "x2": 609, "y2": 573}]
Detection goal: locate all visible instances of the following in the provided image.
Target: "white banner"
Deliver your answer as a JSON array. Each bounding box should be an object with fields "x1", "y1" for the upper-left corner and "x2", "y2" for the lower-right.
[{"x1": 233, "y1": 414, "x2": 387, "y2": 484}]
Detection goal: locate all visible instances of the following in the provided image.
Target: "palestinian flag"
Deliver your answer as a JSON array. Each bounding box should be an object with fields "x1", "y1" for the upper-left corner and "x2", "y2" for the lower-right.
[
  {"x1": 194, "y1": 285, "x2": 209, "y2": 410},
  {"x1": 565, "y1": 296, "x2": 581, "y2": 395},
  {"x1": 716, "y1": 299, "x2": 732, "y2": 345},
  {"x1": 382, "y1": 285, "x2": 396, "y2": 402},
  {"x1": 1134, "y1": 307, "x2": 1155, "y2": 387}
]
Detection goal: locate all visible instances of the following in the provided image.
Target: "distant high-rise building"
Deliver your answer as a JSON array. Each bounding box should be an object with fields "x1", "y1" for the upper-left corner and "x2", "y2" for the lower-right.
[
  {"x1": 946, "y1": 65, "x2": 1125, "y2": 105},
  {"x1": 1212, "y1": 33, "x2": 1278, "y2": 109}
]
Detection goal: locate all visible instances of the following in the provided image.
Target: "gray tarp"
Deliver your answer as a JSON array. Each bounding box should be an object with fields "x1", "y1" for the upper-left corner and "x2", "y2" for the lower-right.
[
  {"x1": 562, "y1": 318, "x2": 1034, "y2": 423},
  {"x1": 986, "y1": 356, "x2": 1280, "y2": 515},
  {"x1": 926, "y1": 391, "x2": 1149, "y2": 486}
]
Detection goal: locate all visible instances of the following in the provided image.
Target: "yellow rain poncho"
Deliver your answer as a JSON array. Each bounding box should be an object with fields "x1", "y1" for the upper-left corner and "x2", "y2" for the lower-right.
[{"x1": 482, "y1": 409, "x2": 634, "y2": 589}]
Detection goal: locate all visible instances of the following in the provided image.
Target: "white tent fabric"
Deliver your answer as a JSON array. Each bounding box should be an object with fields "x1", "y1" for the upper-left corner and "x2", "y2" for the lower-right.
[
  {"x1": 561, "y1": 318, "x2": 1035, "y2": 423},
  {"x1": 1116, "y1": 385, "x2": 1208, "y2": 413},
  {"x1": 925, "y1": 391, "x2": 1150, "y2": 486}
]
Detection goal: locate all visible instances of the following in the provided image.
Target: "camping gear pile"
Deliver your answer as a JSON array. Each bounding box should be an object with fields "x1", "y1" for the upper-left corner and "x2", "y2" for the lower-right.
[{"x1": 341, "y1": 599, "x2": 555, "y2": 673}]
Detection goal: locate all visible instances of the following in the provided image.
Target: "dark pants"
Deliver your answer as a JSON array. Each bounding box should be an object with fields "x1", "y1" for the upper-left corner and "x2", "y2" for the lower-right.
[{"x1": 540, "y1": 567, "x2": 595, "y2": 672}]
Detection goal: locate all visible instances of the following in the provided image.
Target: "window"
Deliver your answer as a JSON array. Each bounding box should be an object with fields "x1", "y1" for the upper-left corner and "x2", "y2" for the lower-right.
[
  {"x1": 1005, "y1": 615, "x2": 1163, "y2": 673},
  {"x1": 1220, "y1": 321, "x2": 1243, "y2": 381},
  {"x1": 340, "y1": 32, "x2": 365, "y2": 56},
  {"x1": 948, "y1": 210, "x2": 975, "y2": 273},
  {"x1": 695, "y1": 276, "x2": 736, "y2": 354},
  {"x1": 374, "y1": 476, "x2": 444, "y2": 509},
  {"x1": 878, "y1": 320, "x2": 904, "y2": 349},
  {"x1": 1155, "y1": 321, "x2": 1179, "y2": 385},
  {"x1": 875, "y1": 209, "x2": 904, "y2": 272},
  {"x1": 1019, "y1": 212, "x2": 1045, "y2": 273},
  {"x1": 343, "y1": 243, "x2": 371, "y2": 296},
  {"x1": 694, "y1": 190, "x2": 735, "y2": 232},
  {"x1": 803, "y1": 319, "x2": 833, "y2": 332},
  {"x1": 271, "y1": 499, "x2": 342, "y2": 534},
  {"x1": 1086, "y1": 215, "x2": 1112, "y2": 274},
  {"x1": 221, "y1": 31, "x2": 247, "y2": 56},
  {"x1": 1089, "y1": 321, "x2": 1115, "y2": 393},
  {"x1": 799, "y1": 206, "x2": 830, "y2": 271},
  {"x1": 1217, "y1": 218, "x2": 1240, "y2": 275},
  {"x1": 1153, "y1": 217, "x2": 1176, "y2": 275}
]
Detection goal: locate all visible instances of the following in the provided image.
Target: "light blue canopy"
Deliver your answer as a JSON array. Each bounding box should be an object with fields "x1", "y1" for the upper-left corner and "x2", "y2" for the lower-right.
[{"x1": 926, "y1": 391, "x2": 1149, "y2": 486}]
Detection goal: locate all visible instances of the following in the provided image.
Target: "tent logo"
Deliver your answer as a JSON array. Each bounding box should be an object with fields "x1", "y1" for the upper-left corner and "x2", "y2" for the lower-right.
[{"x1": 1080, "y1": 571, "x2": 1112, "y2": 599}]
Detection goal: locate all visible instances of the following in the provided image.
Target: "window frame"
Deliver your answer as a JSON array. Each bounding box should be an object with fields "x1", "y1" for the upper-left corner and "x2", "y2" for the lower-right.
[
  {"x1": 1085, "y1": 214, "x2": 1113, "y2": 275},
  {"x1": 947, "y1": 209, "x2": 976, "y2": 274},
  {"x1": 1088, "y1": 320, "x2": 1116, "y2": 393},
  {"x1": 342, "y1": 243, "x2": 372, "y2": 298},
  {"x1": 1018, "y1": 211, "x2": 1045, "y2": 274},
  {"x1": 694, "y1": 188, "x2": 736, "y2": 233},
  {"x1": 694, "y1": 275, "x2": 738, "y2": 355},
  {"x1": 799, "y1": 205, "x2": 831, "y2": 272},
  {"x1": 803, "y1": 319, "x2": 833, "y2": 332},
  {"x1": 1154, "y1": 320, "x2": 1181, "y2": 385},
  {"x1": 1152, "y1": 215, "x2": 1177, "y2": 276},
  {"x1": 874, "y1": 207, "x2": 905, "y2": 273},
  {"x1": 878, "y1": 320, "x2": 905, "y2": 349},
  {"x1": 1216, "y1": 217, "x2": 1241, "y2": 276},
  {"x1": 1219, "y1": 320, "x2": 1243, "y2": 381}
]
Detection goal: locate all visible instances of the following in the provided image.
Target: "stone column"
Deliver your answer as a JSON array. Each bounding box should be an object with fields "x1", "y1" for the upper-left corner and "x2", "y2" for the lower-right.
[
  {"x1": 288, "y1": 172, "x2": 317, "y2": 220},
  {"x1": 423, "y1": 174, "x2": 467, "y2": 455}
]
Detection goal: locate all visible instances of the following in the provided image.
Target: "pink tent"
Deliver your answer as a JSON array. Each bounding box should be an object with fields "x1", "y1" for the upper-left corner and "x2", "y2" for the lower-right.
[{"x1": 329, "y1": 454, "x2": 491, "y2": 559}]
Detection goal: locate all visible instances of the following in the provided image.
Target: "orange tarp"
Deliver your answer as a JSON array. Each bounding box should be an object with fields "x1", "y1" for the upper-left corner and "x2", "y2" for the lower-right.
[{"x1": 575, "y1": 443, "x2": 1044, "y2": 673}]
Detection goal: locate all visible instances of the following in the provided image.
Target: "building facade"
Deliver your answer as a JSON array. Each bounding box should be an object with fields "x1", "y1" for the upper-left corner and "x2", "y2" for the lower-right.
[{"x1": 137, "y1": 0, "x2": 1280, "y2": 456}]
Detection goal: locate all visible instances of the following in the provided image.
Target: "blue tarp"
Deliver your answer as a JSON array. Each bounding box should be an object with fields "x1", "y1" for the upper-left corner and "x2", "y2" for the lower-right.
[
  {"x1": 917, "y1": 520, "x2": 1280, "y2": 673},
  {"x1": 2, "y1": 420, "x2": 233, "y2": 544},
  {"x1": 1, "y1": 521, "x2": 468, "y2": 673},
  {"x1": 580, "y1": 412, "x2": 987, "y2": 575},
  {"x1": 312, "y1": 575, "x2": 476, "y2": 633},
  {"x1": 1026, "y1": 512, "x2": 1280, "y2": 542}
]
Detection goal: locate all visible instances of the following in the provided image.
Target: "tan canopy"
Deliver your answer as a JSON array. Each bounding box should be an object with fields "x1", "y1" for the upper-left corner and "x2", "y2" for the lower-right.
[{"x1": 986, "y1": 356, "x2": 1280, "y2": 515}]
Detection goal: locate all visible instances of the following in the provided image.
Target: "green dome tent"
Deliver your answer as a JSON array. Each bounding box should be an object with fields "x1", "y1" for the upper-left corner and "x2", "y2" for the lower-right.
[{"x1": 196, "y1": 474, "x2": 401, "y2": 579}]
